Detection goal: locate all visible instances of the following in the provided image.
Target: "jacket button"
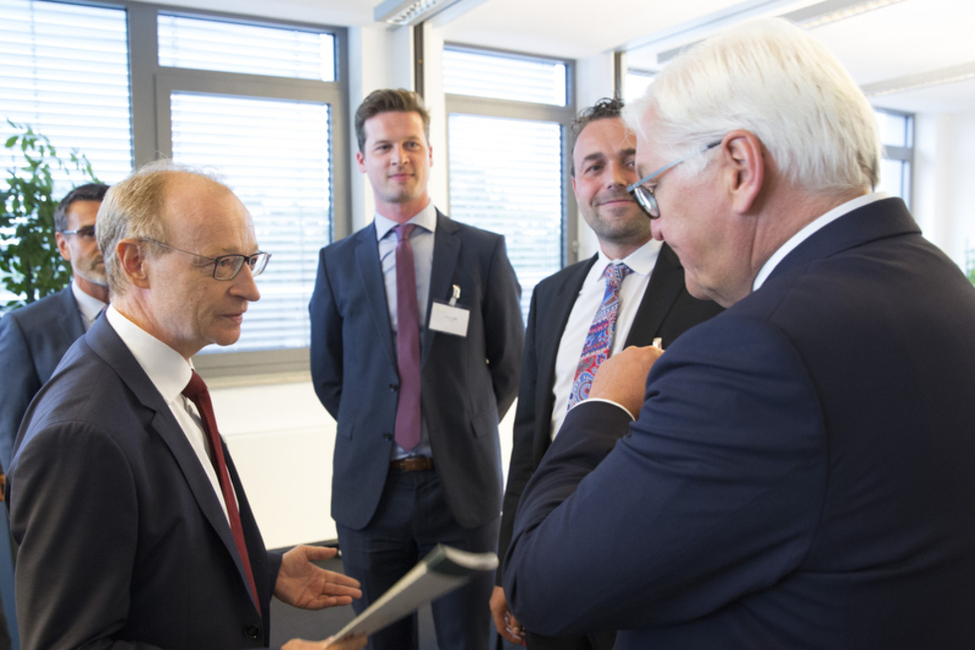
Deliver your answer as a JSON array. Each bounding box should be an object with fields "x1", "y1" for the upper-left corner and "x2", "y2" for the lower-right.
[
  {"x1": 244, "y1": 624, "x2": 261, "y2": 639},
  {"x1": 389, "y1": 383, "x2": 398, "y2": 392},
  {"x1": 383, "y1": 433, "x2": 393, "y2": 441}
]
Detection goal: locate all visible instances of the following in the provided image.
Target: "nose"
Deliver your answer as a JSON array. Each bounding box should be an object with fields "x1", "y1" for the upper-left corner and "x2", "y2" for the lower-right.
[
  {"x1": 608, "y1": 161, "x2": 635, "y2": 189},
  {"x1": 390, "y1": 144, "x2": 407, "y2": 165},
  {"x1": 230, "y1": 262, "x2": 261, "y2": 302}
]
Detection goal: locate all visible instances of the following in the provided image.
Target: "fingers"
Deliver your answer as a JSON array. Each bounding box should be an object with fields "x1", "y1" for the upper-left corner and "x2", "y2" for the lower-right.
[{"x1": 300, "y1": 544, "x2": 339, "y2": 561}]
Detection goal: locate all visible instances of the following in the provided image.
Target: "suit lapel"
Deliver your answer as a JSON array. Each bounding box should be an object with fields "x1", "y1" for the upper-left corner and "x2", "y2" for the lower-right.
[
  {"x1": 625, "y1": 243, "x2": 684, "y2": 347},
  {"x1": 86, "y1": 319, "x2": 261, "y2": 613},
  {"x1": 355, "y1": 223, "x2": 397, "y2": 369},
  {"x1": 423, "y1": 212, "x2": 460, "y2": 367},
  {"x1": 55, "y1": 286, "x2": 86, "y2": 343},
  {"x1": 533, "y1": 257, "x2": 595, "y2": 460}
]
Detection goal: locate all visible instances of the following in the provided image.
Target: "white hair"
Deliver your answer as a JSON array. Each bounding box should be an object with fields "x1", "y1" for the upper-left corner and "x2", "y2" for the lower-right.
[{"x1": 624, "y1": 18, "x2": 881, "y2": 194}]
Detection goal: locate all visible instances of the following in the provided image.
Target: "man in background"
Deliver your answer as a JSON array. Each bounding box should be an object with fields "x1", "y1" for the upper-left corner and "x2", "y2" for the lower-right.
[
  {"x1": 310, "y1": 89, "x2": 524, "y2": 650},
  {"x1": 504, "y1": 19, "x2": 975, "y2": 648},
  {"x1": 490, "y1": 97, "x2": 720, "y2": 650},
  {"x1": 0, "y1": 182, "x2": 109, "y2": 472},
  {"x1": 7, "y1": 162, "x2": 363, "y2": 649}
]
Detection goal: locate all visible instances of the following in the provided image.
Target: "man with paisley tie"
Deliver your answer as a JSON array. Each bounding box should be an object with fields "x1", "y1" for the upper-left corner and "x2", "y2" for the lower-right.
[{"x1": 490, "y1": 97, "x2": 722, "y2": 650}]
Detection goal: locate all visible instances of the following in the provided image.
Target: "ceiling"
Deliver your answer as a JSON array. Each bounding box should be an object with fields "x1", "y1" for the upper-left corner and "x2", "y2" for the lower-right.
[{"x1": 163, "y1": 0, "x2": 975, "y2": 115}]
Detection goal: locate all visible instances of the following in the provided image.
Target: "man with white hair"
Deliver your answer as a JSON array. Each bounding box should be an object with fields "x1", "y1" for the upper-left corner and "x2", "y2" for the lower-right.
[{"x1": 503, "y1": 18, "x2": 975, "y2": 648}]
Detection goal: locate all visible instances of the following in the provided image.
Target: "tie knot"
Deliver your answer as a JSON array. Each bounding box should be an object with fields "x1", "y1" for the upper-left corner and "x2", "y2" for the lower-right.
[
  {"x1": 604, "y1": 263, "x2": 632, "y2": 287},
  {"x1": 394, "y1": 223, "x2": 416, "y2": 242},
  {"x1": 182, "y1": 370, "x2": 207, "y2": 401}
]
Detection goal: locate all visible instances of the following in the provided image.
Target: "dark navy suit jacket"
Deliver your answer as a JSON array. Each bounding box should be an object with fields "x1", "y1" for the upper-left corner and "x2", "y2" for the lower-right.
[
  {"x1": 310, "y1": 211, "x2": 524, "y2": 531},
  {"x1": 504, "y1": 198, "x2": 975, "y2": 648},
  {"x1": 7, "y1": 317, "x2": 281, "y2": 649},
  {"x1": 0, "y1": 286, "x2": 85, "y2": 471},
  {"x1": 498, "y1": 243, "x2": 721, "y2": 572}
]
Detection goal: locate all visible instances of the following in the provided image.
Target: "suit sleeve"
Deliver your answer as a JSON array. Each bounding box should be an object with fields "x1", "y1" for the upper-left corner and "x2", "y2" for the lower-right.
[
  {"x1": 9, "y1": 423, "x2": 164, "y2": 650},
  {"x1": 497, "y1": 284, "x2": 542, "y2": 585},
  {"x1": 0, "y1": 313, "x2": 42, "y2": 472},
  {"x1": 481, "y1": 235, "x2": 524, "y2": 419},
  {"x1": 503, "y1": 315, "x2": 827, "y2": 636},
  {"x1": 309, "y1": 248, "x2": 344, "y2": 419}
]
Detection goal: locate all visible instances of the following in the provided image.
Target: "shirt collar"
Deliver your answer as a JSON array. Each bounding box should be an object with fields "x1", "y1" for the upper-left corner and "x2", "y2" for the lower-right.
[
  {"x1": 71, "y1": 280, "x2": 108, "y2": 323},
  {"x1": 105, "y1": 305, "x2": 193, "y2": 403},
  {"x1": 753, "y1": 192, "x2": 890, "y2": 292},
  {"x1": 594, "y1": 238, "x2": 662, "y2": 279},
  {"x1": 374, "y1": 201, "x2": 438, "y2": 241}
]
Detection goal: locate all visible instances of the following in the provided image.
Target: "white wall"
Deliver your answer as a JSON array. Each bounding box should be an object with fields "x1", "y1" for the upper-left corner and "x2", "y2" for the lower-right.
[{"x1": 913, "y1": 110, "x2": 975, "y2": 269}]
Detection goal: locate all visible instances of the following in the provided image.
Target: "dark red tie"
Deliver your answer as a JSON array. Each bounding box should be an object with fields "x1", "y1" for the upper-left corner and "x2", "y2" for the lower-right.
[
  {"x1": 394, "y1": 224, "x2": 422, "y2": 452},
  {"x1": 182, "y1": 370, "x2": 261, "y2": 613}
]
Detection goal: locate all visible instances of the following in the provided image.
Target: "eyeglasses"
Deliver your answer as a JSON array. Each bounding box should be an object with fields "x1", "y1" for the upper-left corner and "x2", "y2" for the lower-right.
[
  {"x1": 141, "y1": 238, "x2": 270, "y2": 281},
  {"x1": 61, "y1": 226, "x2": 96, "y2": 240},
  {"x1": 627, "y1": 139, "x2": 723, "y2": 219}
]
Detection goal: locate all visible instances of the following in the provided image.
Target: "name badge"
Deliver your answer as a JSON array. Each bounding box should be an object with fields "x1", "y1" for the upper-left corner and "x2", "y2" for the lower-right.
[{"x1": 429, "y1": 284, "x2": 469, "y2": 337}]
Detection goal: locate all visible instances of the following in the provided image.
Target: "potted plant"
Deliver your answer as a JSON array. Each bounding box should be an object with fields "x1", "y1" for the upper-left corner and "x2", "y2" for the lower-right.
[{"x1": 0, "y1": 119, "x2": 100, "y2": 312}]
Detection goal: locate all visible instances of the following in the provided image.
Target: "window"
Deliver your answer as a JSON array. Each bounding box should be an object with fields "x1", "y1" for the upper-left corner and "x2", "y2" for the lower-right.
[
  {"x1": 0, "y1": 0, "x2": 348, "y2": 376},
  {"x1": 624, "y1": 69, "x2": 655, "y2": 104},
  {"x1": 0, "y1": 0, "x2": 132, "y2": 187},
  {"x1": 874, "y1": 108, "x2": 913, "y2": 206},
  {"x1": 444, "y1": 46, "x2": 574, "y2": 317}
]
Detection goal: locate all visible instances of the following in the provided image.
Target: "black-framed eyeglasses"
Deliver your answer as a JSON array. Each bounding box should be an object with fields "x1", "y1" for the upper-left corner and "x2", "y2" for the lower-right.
[
  {"x1": 60, "y1": 226, "x2": 97, "y2": 240},
  {"x1": 141, "y1": 238, "x2": 270, "y2": 281},
  {"x1": 627, "y1": 139, "x2": 723, "y2": 219}
]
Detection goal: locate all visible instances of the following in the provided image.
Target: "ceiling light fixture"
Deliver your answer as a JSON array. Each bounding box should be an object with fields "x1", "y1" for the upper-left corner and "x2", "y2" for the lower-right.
[
  {"x1": 374, "y1": 0, "x2": 462, "y2": 26},
  {"x1": 784, "y1": 0, "x2": 910, "y2": 29},
  {"x1": 861, "y1": 62, "x2": 975, "y2": 97}
]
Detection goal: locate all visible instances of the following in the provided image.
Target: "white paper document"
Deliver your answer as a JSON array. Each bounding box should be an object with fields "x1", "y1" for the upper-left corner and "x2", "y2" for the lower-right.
[{"x1": 330, "y1": 544, "x2": 498, "y2": 641}]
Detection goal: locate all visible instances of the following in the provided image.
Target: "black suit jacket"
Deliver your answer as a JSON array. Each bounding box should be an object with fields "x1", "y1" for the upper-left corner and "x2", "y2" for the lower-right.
[
  {"x1": 310, "y1": 211, "x2": 524, "y2": 531},
  {"x1": 0, "y1": 286, "x2": 85, "y2": 471},
  {"x1": 498, "y1": 243, "x2": 722, "y2": 569},
  {"x1": 505, "y1": 198, "x2": 975, "y2": 648},
  {"x1": 7, "y1": 317, "x2": 282, "y2": 649}
]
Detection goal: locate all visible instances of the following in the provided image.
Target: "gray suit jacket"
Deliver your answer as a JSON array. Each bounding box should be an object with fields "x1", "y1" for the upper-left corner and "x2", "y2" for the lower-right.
[
  {"x1": 0, "y1": 286, "x2": 85, "y2": 471},
  {"x1": 309, "y1": 211, "x2": 524, "y2": 530},
  {"x1": 7, "y1": 317, "x2": 281, "y2": 649}
]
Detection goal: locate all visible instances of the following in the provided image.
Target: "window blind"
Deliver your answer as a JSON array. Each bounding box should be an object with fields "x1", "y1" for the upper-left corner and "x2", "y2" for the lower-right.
[
  {"x1": 444, "y1": 47, "x2": 568, "y2": 318},
  {"x1": 447, "y1": 114, "x2": 563, "y2": 317},
  {"x1": 170, "y1": 92, "x2": 331, "y2": 353},
  {"x1": 158, "y1": 14, "x2": 335, "y2": 82},
  {"x1": 0, "y1": 0, "x2": 133, "y2": 186},
  {"x1": 443, "y1": 48, "x2": 567, "y2": 107}
]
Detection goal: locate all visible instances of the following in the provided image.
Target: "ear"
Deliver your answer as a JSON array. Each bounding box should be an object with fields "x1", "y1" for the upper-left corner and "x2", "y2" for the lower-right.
[
  {"x1": 55, "y1": 232, "x2": 71, "y2": 261},
  {"x1": 722, "y1": 130, "x2": 764, "y2": 214},
  {"x1": 427, "y1": 144, "x2": 434, "y2": 168},
  {"x1": 356, "y1": 150, "x2": 366, "y2": 172},
  {"x1": 571, "y1": 174, "x2": 578, "y2": 195},
  {"x1": 116, "y1": 239, "x2": 151, "y2": 289}
]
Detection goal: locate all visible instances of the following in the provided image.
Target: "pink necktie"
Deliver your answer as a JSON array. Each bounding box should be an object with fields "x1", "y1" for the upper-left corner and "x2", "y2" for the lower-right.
[
  {"x1": 568, "y1": 263, "x2": 633, "y2": 409},
  {"x1": 182, "y1": 370, "x2": 261, "y2": 613},
  {"x1": 394, "y1": 224, "x2": 422, "y2": 452}
]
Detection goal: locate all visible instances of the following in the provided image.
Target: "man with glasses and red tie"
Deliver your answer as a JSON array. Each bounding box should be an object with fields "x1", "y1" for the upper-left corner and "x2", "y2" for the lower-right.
[{"x1": 6, "y1": 162, "x2": 364, "y2": 650}]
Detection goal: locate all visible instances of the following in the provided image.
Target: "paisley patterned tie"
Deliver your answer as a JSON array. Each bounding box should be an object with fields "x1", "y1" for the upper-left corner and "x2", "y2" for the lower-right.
[{"x1": 568, "y1": 263, "x2": 633, "y2": 409}]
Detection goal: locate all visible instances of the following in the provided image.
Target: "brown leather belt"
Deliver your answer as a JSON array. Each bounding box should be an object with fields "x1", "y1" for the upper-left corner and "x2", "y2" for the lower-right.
[{"x1": 389, "y1": 457, "x2": 434, "y2": 472}]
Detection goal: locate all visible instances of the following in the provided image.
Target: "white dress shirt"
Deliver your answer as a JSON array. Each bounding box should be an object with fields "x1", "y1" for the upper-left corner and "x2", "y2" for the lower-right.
[
  {"x1": 550, "y1": 239, "x2": 662, "y2": 438},
  {"x1": 71, "y1": 281, "x2": 108, "y2": 332},
  {"x1": 105, "y1": 306, "x2": 233, "y2": 523}
]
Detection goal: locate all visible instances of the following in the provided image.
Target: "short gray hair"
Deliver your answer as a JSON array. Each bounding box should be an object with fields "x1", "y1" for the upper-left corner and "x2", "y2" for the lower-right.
[
  {"x1": 624, "y1": 19, "x2": 880, "y2": 194},
  {"x1": 97, "y1": 160, "x2": 227, "y2": 295}
]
